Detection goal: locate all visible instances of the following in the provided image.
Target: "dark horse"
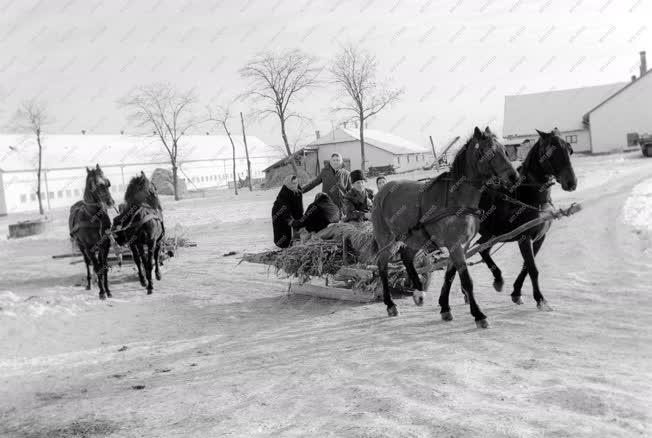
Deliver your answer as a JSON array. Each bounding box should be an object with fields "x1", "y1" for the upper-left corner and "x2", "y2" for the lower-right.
[
  {"x1": 69, "y1": 164, "x2": 115, "y2": 299},
  {"x1": 372, "y1": 127, "x2": 519, "y2": 328},
  {"x1": 113, "y1": 172, "x2": 165, "y2": 294},
  {"x1": 460, "y1": 129, "x2": 577, "y2": 310}
]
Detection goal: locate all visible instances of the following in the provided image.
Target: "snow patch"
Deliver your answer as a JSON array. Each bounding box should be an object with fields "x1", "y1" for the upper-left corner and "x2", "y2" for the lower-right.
[{"x1": 623, "y1": 177, "x2": 652, "y2": 231}]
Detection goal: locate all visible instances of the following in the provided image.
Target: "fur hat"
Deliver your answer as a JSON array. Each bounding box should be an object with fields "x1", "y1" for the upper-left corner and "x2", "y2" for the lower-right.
[{"x1": 350, "y1": 169, "x2": 366, "y2": 184}]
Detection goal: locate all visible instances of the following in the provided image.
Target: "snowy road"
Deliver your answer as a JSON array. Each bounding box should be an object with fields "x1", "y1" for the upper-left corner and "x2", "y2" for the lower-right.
[{"x1": 1, "y1": 152, "x2": 651, "y2": 437}]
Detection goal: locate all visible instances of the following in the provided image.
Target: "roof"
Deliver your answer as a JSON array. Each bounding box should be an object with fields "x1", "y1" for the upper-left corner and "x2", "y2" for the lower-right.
[
  {"x1": 0, "y1": 134, "x2": 280, "y2": 172},
  {"x1": 262, "y1": 147, "x2": 318, "y2": 173},
  {"x1": 583, "y1": 69, "x2": 652, "y2": 123},
  {"x1": 503, "y1": 82, "x2": 627, "y2": 137},
  {"x1": 308, "y1": 127, "x2": 429, "y2": 155}
]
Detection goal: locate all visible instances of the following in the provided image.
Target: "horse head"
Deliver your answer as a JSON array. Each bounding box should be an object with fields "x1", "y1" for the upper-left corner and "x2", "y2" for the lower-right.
[
  {"x1": 463, "y1": 126, "x2": 519, "y2": 187},
  {"x1": 532, "y1": 129, "x2": 577, "y2": 191},
  {"x1": 85, "y1": 164, "x2": 114, "y2": 207},
  {"x1": 125, "y1": 171, "x2": 162, "y2": 210}
]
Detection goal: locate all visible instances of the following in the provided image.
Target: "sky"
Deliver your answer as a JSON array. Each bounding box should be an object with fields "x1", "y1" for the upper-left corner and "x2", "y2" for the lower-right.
[{"x1": 1, "y1": 0, "x2": 651, "y2": 153}]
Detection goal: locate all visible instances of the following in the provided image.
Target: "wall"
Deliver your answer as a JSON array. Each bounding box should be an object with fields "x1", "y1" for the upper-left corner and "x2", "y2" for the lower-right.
[
  {"x1": 315, "y1": 141, "x2": 429, "y2": 172},
  {"x1": 589, "y1": 74, "x2": 652, "y2": 153},
  {"x1": 0, "y1": 170, "x2": 6, "y2": 216},
  {"x1": 0, "y1": 156, "x2": 278, "y2": 214}
]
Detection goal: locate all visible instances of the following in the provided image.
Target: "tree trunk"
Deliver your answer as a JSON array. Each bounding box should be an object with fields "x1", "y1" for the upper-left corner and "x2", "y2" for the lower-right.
[
  {"x1": 240, "y1": 112, "x2": 253, "y2": 191},
  {"x1": 279, "y1": 115, "x2": 298, "y2": 175},
  {"x1": 224, "y1": 122, "x2": 238, "y2": 195},
  {"x1": 171, "y1": 161, "x2": 179, "y2": 201},
  {"x1": 35, "y1": 129, "x2": 44, "y2": 215},
  {"x1": 359, "y1": 115, "x2": 366, "y2": 173}
]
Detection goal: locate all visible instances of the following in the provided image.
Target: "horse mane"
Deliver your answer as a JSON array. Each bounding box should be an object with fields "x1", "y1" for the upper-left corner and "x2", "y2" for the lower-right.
[
  {"x1": 125, "y1": 174, "x2": 161, "y2": 210},
  {"x1": 520, "y1": 137, "x2": 542, "y2": 173}
]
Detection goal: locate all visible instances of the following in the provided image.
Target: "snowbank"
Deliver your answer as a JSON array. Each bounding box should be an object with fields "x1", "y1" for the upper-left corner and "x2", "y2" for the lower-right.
[{"x1": 623, "y1": 177, "x2": 652, "y2": 232}]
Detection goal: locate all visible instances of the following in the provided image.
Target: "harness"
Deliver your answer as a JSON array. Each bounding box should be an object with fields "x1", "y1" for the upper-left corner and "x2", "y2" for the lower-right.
[
  {"x1": 69, "y1": 201, "x2": 111, "y2": 238},
  {"x1": 113, "y1": 204, "x2": 163, "y2": 236}
]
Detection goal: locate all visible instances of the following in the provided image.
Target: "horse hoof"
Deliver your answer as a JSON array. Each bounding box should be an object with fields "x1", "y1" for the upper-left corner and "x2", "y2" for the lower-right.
[
  {"x1": 140, "y1": 280, "x2": 147, "y2": 287},
  {"x1": 99, "y1": 294, "x2": 106, "y2": 300},
  {"x1": 85, "y1": 285, "x2": 91, "y2": 291},
  {"x1": 441, "y1": 311, "x2": 453, "y2": 321},
  {"x1": 475, "y1": 319, "x2": 490, "y2": 329},
  {"x1": 512, "y1": 295, "x2": 523, "y2": 305},
  {"x1": 493, "y1": 279, "x2": 504, "y2": 292},
  {"x1": 463, "y1": 295, "x2": 469, "y2": 305},
  {"x1": 537, "y1": 300, "x2": 553, "y2": 311},
  {"x1": 387, "y1": 305, "x2": 398, "y2": 317},
  {"x1": 106, "y1": 292, "x2": 112, "y2": 298},
  {"x1": 155, "y1": 272, "x2": 161, "y2": 281},
  {"x1": 147, "y1": 289, "x2": 153, "y2": 295}
]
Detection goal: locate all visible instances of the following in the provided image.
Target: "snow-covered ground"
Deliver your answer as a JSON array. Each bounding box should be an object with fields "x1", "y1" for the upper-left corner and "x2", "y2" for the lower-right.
[{"x1": 1, "y1": 151, "x2": 651, "y2": 437}]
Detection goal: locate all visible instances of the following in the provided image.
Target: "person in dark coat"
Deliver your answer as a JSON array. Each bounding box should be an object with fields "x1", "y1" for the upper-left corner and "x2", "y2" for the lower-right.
[
  {"x1": 343, "y1": 169, "x2": 374, "y2": 222},
  {"x1": 271, "y1": 175, "x2": 304, "y2": 248},
  {"x1": 293, "y1": 192, "x2": 341, "y2": 233},
  {"x1": 301, "y1": 153, "x2": 351, "y2": 213}
]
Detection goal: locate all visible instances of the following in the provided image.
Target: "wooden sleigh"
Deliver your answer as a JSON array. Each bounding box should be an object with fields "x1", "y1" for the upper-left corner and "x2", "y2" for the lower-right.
[{"x1": 241, "y1": 203, "x2": 582, "y2": 303}]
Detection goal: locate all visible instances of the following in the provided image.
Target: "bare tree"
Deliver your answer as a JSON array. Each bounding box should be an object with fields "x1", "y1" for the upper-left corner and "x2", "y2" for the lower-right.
[
  {"x1": 206, "y1": 105, "x2": 239, "y2": 195},
  {"x1": 11, "y1": 99, "x2": 50, "y2": 215},
  {"x1": 120, "y1": 83, "x2": 198, "y2": 201},
  {"x1": 330, "y1": 44, "x2": 403, "y2": 172},
  {"x1": 240, "y1": 112, "x2": 253, "y2": 191},
  {"x1": 239, "y1": 49, "x2": 320, "y2": 174}
]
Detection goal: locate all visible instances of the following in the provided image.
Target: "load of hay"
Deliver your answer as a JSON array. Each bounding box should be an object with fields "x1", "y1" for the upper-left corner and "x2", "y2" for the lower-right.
[{"x1": 241, "y1": 222, "x2": 447, "y2": 297}]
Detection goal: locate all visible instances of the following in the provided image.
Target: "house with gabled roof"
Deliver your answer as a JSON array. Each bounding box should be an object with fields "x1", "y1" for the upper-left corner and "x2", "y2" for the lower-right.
[
  {"x1": 503, "y1": 51, "x2": 651, "y2": 155},
  {"x1": 306, "y1": 127, "x2": 431, "y2": 173}
]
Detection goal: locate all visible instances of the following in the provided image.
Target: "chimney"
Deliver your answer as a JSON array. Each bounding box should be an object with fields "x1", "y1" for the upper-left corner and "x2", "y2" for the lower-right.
[
  {"x1": 631, "y1": 75, "x2": 637, "y2": 82},
  {"x1": 81, "y1": 129, "x2": 86, "y2": 135},
  {"x1": 315, "y1": 130, "x2": 320, "y2": 139},
  {"x1": 120, "y1": 130, "x2": 124, "y2": 135},
  {"x1": 640, "y1": 51, "x2": 647, "y2": 77}
]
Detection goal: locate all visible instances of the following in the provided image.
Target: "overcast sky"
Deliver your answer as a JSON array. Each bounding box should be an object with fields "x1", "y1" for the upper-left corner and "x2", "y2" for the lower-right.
[{"x1": 1, "y1": 0, "x2": 651, "y2": 151}]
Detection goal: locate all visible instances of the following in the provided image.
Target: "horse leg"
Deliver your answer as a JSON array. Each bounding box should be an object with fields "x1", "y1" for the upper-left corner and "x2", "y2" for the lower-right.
[
  {"x1": 144, "y1": 241, "x2": 155, "y2": 294},
  {"x1": 101, "y1": 243, "x2": 111, "y2": 298},
  {"x1": 87, "y1": 251, "x2": 105, "y2": 300},
  {"x1": 154, "y1": 238, "x2": 162, "y2": 281},
  {"x1": 450, "y1": 246, "x2": 488, "y2": 328},
  {"x1": 80, "y1": 248, "x2": 92, "y2": 290},
  {"x1": 130, "y1": 243, "x2": 146, "y2": 287},
  {"x1": 438, "y1": 262, "x2": 457, "y2": 321},
  {"x1": 515, "y1": 235, "x2": 550, "y2": 310},
  {"x1": 399, "y1": 246, "x2": 425, "y2": 306},
  {"x1": 479, "y1": 248, "x2": 504, "y2": 293},
  {"x1": 377, "y1": 247, "x2": 398, "y2": 317},
  {"x1": 512, "y1": 235, "x2": 543, "y2": 304}
]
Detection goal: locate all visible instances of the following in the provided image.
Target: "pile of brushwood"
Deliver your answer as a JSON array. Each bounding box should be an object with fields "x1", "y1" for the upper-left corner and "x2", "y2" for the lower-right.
[{"x1": 241, "y1": 222, "x2": 447, "y2": 296}]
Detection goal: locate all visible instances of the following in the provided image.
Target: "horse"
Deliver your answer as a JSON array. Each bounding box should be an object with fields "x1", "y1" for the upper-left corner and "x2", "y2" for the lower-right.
[
  {"x1": 462, "y1": 129, "x2": 577, "y2": 310},
  {"x1": 112, "y1": 171, "x2": 165, "y2": 294},
  {"x1": 371, "y1": 126, "x2": 519, "y2": 328},
  {"x1": 68, "y1": 164, "x2": 115, "y2": 300}
]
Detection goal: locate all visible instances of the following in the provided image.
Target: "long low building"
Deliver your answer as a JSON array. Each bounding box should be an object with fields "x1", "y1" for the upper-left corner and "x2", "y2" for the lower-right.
[
  {"x1": 504, "y1": 50, "x2": 651, "y2": 154},
  {"x1": 0, "y1": 134, "x2": 281, "y2": 215}
]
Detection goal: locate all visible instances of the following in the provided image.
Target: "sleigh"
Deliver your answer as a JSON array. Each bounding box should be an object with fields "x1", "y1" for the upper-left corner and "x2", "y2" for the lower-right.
[{"x1": 240, "y1": 203, "x2": 582, "y2": 303}]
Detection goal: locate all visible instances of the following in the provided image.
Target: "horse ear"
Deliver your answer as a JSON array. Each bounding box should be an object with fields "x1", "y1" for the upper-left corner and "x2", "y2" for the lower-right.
[
  {"x1": 484, "y1": 126, "x2": 492, "y2": 135},
  {"x1": 141, "y1": 170, "x2": 146, "y2": 178},
  {"x1": 473, "y1": 127, "x2": 483, "y2": 139},
  {"x1": 96, "y1": 163, "x2": 101, "y2": 171},
  {"x1": 536, "y1": 129, "x2": 548, "y2": 138},
  {"x1": 86, "y1": 167, "x2": 91, "y2": 174}
]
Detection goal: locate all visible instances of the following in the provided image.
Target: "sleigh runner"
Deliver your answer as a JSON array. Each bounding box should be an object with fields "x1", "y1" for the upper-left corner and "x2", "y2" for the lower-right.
[{"x1": 241, "y1": 203, "x2": 582, "y2": 302}]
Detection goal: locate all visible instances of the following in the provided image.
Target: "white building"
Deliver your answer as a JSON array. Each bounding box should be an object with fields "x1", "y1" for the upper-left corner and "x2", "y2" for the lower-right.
[
  {"x1": 0, "y1": 134, "x2": 280, "y2": 215},
  {"x1": 504, "y1": 51, "x2": 650, "y2": 154},
  {"x1": 307, "y1": 127, "x2": 431, "y2": 172}
]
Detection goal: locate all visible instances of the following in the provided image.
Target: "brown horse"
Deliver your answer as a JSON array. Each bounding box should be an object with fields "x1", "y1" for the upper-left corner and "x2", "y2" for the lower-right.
[
  {"x1": 463, "y1": 129, "x2": 577, "y2": 310},
  {"x1": 69, "y1": 164, "x2": 115, "y2": 300},
  {"x1": 113, "y1": 172, "x2": 165, "y2": 294},
  {"x1": 372, "y1": 127, "x2": 519, "y2": 328}
]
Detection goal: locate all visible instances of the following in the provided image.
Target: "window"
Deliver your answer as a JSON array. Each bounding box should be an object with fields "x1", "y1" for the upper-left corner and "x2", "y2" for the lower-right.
[
  {"x1": 74, "y1": 189, "x2": 80, "y2": 196},
  {"x1": 48, "y1": 192, "x2": 54, "y2": 199},
  {"x1": 20, "y1": 194, "x2": 27, "y2": 203},
  {"x1": 416, "y1": 154, "x2": 419, "y2": 162},
  {"x1": 57, "y1": 190, "x2": 63, "y2": 198},
  {"x1": 565, "y1": 135, "x2": 577, "y2": 144},
  {"x1": 30, "y1": 193, "x2": 36, "y2": 201},
  {"x1": 397, "y1": 156, "x2": 401, "y2": 165},
  {"x1": 66, "y1": 190, "x2": 72, "y2": 198},
  {"x1": 407, "y1": 155, "x2": 410, "y2": 163}
]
